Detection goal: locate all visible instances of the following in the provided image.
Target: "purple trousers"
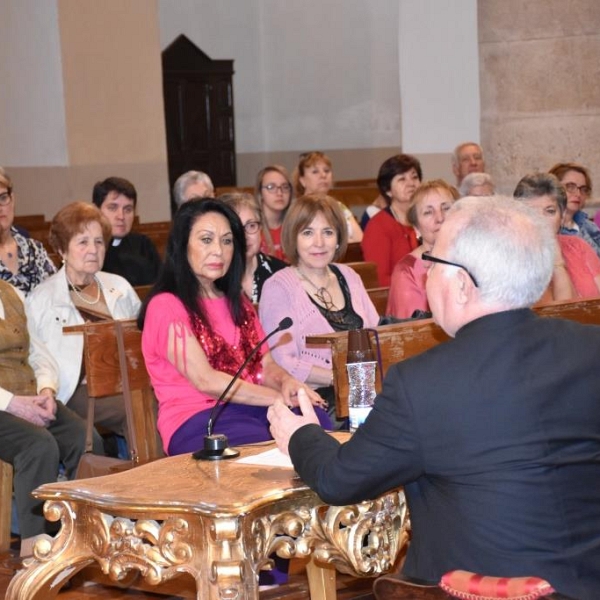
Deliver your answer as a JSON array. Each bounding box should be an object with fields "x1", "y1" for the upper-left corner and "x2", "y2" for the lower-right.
[{"x1": 168, "y1": 402, "x2": 332, "y2": 456}]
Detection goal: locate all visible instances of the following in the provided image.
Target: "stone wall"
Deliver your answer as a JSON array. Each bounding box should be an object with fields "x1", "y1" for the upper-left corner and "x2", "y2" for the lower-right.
[{"x1": 479, "y1": 0, "x2": 600, "y2": 209}]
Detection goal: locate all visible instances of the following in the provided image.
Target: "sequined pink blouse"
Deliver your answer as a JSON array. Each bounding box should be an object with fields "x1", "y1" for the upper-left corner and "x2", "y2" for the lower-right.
[{"x1": 141, "y1": 292, "x2": 267, "y2": 451}]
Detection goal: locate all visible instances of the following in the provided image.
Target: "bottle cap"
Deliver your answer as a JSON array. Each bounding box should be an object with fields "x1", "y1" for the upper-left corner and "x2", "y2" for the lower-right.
[{"x1": 347, "y1": 329, "x2": 374, "y2": 363}]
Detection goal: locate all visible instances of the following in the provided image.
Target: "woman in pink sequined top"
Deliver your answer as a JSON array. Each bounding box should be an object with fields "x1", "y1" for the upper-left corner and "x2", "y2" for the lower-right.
[{"x1": 138, "y1": 199, "x2": 330, "y2": 456}]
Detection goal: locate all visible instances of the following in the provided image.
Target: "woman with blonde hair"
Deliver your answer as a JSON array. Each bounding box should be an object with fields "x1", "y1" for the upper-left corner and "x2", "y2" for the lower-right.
[
  {"x1": 387, "y1": 180, "x2": 459, "y2": 319},
  {"x1": 294, "y1": 151, "x2": 363, "y2": 243},
  {"x1": 255, "y1": 165, "x2": 293, "y2": 260}
]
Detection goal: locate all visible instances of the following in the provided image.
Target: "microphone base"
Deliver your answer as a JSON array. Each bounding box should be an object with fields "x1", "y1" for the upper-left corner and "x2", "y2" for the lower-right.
[
  {"x1": 192, "y1": 434, "x2": 241, "y2": 461},
  {"x1": 193, "y1": 446, "x2": 240, "y2": 461}
]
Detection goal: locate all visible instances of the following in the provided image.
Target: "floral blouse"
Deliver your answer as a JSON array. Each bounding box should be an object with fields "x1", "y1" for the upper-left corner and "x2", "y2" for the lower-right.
[{"x1": 0, "y1": 227, "x2": 57, "y2": 295}]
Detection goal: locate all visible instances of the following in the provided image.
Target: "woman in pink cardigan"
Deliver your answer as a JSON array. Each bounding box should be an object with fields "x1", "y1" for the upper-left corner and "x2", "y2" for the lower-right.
[{"x1": 259, "y1": 194, "x2": 379, "y2": 427}]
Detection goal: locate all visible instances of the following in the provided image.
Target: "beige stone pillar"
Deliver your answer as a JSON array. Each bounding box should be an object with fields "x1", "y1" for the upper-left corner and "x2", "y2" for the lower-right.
[{"x1": 479, "y1": 0, "x2": 600, "y2": 201}]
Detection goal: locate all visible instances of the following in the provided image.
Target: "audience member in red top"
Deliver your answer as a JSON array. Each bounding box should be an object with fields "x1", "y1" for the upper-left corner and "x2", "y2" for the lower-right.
[
  {"x1": 255, "y1": 165, "x2": 293, "y2": 261},
  {"x1": 361, "y1": 154, "x2": 421, "y2": 286},
  {"x1": 514, "y1": 172, "x2": 600, "y2": 300},
  {"x1": 387, "y1": 180, "x2": 459, "y2": 318}
]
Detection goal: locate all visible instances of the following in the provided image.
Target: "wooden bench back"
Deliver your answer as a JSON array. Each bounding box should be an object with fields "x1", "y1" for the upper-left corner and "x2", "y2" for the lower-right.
[
  {"x1": 64, "y1": 319, "x2": 163, "y2": 462},
  {"x1": 307, "y1": 297, "x2": 600, "y2": 418},
  {"x1": 346, "y1": 261, "x2": 379, "y2": 289},
  {"x1": 329, "y1": 186, "x2": 379, "y2": 210},
  {"x1": 367, "y1": 287, "x2": 389, "y2": 316},
  {"x1": 0, "y1": 460, "x2": 12, "y2": 552},
  {"x1": 339, "y1": 242, "x2": 364, "y2": 263}
]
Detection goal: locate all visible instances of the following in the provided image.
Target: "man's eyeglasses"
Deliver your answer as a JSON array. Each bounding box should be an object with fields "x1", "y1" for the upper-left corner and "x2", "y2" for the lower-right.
[
  {"x1": 563, "y1": 182, "x2": 591, "y2": 197},
  {"x1": 243, "y1": 220, "x2": 261, "y2": 234},
  {"x1": 0, "y1": 191, "x2": 13, "y2": 206},
  {"x1": 422, "y1": 252, "x2": 479, "y2": 287},
  {"x1": 262, "y1": 183, "x2": 291, "y2": 194}
]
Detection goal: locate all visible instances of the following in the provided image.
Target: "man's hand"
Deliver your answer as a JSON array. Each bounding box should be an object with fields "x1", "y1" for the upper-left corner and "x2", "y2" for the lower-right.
[
  {"x1": 6, "y1": 395, "x2": 57, "y2": 427},
  {"x1": 268, "y1": 388, "x2": 320, "y2": 455},
  {"x1": 38, "y1": 388, "x2": 58, "y2": 419}
]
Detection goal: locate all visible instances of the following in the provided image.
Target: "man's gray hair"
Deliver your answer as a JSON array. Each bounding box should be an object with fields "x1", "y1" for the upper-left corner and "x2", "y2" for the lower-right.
[
  {"x1": 173, "y1": 170, "x2": 214, "y2": 207},
  {"x1": 447, "y1": 196, "x2": 554, "y2": 308},
  {"x1": 459, "y1": 172, "x2": 495, "y2": 197},
  {"x1": 452, "y1": 142, "x2": 483, "y2": 167}
]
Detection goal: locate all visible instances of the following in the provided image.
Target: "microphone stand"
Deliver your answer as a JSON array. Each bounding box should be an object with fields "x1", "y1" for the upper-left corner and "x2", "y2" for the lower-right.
[{"x1": 193, "y1": 317, "x2": 292, "y2": 461}]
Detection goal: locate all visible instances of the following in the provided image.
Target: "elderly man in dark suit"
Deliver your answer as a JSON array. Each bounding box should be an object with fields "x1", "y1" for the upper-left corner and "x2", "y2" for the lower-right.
[{"x1": 268, "y1": 196, "x2": 600, "y2": 600}]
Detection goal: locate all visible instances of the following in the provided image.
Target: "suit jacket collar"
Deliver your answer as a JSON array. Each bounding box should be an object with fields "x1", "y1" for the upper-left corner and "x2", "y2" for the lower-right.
[{"x1": 455, "y1": 307, "x2": 536, "y2": 339}]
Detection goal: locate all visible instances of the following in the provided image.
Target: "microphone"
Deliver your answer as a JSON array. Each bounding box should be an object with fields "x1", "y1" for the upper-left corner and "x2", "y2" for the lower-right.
[{"x1": 193, "y1": 316, "x2": 293, "y2": 461}]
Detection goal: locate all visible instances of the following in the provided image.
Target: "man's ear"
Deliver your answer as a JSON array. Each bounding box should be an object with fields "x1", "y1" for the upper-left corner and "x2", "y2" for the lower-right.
[{"x1": 454, "y1": 269, "x2": 473, "y2": 305}]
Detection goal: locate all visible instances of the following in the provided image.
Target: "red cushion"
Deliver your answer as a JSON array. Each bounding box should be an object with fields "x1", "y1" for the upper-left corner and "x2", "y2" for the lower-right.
[{"x1": 440, "y1": 570, "x2": 555, "y2": 600}]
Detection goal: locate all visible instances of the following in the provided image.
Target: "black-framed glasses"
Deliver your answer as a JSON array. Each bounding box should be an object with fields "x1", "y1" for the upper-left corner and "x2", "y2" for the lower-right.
[
  {"x1": 422, "y1": 252, "x2": 479, "y2": 287},
  {"x1": 0, "y1": 191, "x2": 13, "y2": 206},
  {"x1": 262, "y1": 183, "x2": 291, "y2": 194},
  {"x1": 563, "y1": 182, "x2": 591, "y2": 197},
  {"x1": 243, "y1": 220, "x2": 261, "y2": 234}
]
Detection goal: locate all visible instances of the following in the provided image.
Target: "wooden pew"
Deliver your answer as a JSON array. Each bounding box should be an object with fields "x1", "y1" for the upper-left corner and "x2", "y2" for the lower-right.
[
  {"x1": 334, "y1": 178, "x2": 377, "y2": 188},
  {"x1": 329, "y1": 186, "x2": 379, "y2": 208},
  {"x1": 64, "y1": 319, "x2": 163, "y2": 464},
  {"x1": 307, "y1": 297, "x2": 600, "y2": 419},
  {"x1": 132, "y1": 220, "x2": 172, "y2": 259},
  {"x1": 133, "y1": 284, "x2": 153, "y2": 301},
  {"x1": 0, "y1": 460, "x2": 13, "y2": 552},
  {"x1": 346, "y1": 261, "x2": 379, "y2": 289},
  {"x1": 339, "y1": 241, "x2": 364, "y2": 262},
  {"x1": 215, "y1": 186, "x2": 254, "y2": 196},
  {"x1": 367, "y1": 286, "x2": 389, "y2": 315}
]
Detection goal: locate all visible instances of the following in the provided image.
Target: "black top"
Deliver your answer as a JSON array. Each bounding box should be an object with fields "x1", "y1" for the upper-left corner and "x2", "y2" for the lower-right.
[
  {"x1": 308, "y1": 264, "x2": 364, "y2": 332},
  {"x1": 252, "y1": 252, "x2": 286, "y2": 304},
  {"x1": 289, "y1": 309, "x2": 600, "y2": 599},
  {"x1": 102, "y1": 232, "x2": 161, "y2": 286}
]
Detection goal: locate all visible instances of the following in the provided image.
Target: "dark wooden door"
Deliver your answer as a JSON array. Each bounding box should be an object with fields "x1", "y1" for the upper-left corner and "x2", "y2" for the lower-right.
[{"x1": 162, "y1": 35, "x2": 236, "y2": 208}]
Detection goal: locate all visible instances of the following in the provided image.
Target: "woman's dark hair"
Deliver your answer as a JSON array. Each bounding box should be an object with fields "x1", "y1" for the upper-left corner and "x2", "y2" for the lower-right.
[
  {"x1": 514, "y1": 172, "x2": 567, "y2": 214},
  {"x1": 138, "y1": 198, "x2": 247, "y2": 330},
  {"x1": 376, "y1": 154, "x2": 422, "y2": 204}
]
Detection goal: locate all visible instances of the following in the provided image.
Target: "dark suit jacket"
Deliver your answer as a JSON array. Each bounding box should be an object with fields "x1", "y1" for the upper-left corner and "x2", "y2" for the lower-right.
[
  {"x1": 290, "y1": 309, "x2": 600, "y2": 599},
  {"x1": 103, "y1": 232, "x2": 161, "y2": 286}
]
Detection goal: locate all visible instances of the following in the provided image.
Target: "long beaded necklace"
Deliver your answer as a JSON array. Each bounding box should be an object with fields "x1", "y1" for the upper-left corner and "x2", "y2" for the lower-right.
[{"x1": 66, "y1": 273, "x2": 102, "y2": 305}]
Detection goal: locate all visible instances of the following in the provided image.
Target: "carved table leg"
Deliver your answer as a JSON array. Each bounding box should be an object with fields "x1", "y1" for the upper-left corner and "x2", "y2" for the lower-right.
[
  {"x1": 6, "y1": 500, "x2": 97, "y2": 599},
  {"x1": 306, "y1": 554, "x2": 337, "y2": 600}
]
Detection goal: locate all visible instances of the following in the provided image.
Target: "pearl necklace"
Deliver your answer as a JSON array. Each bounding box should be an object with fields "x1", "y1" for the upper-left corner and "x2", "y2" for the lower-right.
[{"x1": 66, "y1": 273, "x2": 101, "y2": 305}]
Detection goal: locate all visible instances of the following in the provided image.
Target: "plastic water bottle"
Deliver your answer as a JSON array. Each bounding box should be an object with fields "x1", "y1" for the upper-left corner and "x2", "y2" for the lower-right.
[{"x1": 346, "y1": 329, "x2": 377, "y2": 432}]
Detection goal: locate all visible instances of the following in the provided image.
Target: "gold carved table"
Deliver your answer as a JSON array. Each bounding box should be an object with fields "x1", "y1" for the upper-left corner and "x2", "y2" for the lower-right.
[{"x1": 7, "y1": 436, "x2": 409, "y2": 600}]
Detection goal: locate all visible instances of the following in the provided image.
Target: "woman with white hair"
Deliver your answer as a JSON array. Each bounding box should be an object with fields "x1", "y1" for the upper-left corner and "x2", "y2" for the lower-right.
[
  {"x1": 172, "y1": 170, "x2": 214, "y2": 208},
  {"x1": 459, "y1": 172, "x2": 495, "y2": 197}
]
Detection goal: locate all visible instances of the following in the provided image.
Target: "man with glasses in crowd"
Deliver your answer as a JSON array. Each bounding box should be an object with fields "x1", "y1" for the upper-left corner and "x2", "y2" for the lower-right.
[{"x1": 268, "y1": 196, "x2": 600, "y2": 599}]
